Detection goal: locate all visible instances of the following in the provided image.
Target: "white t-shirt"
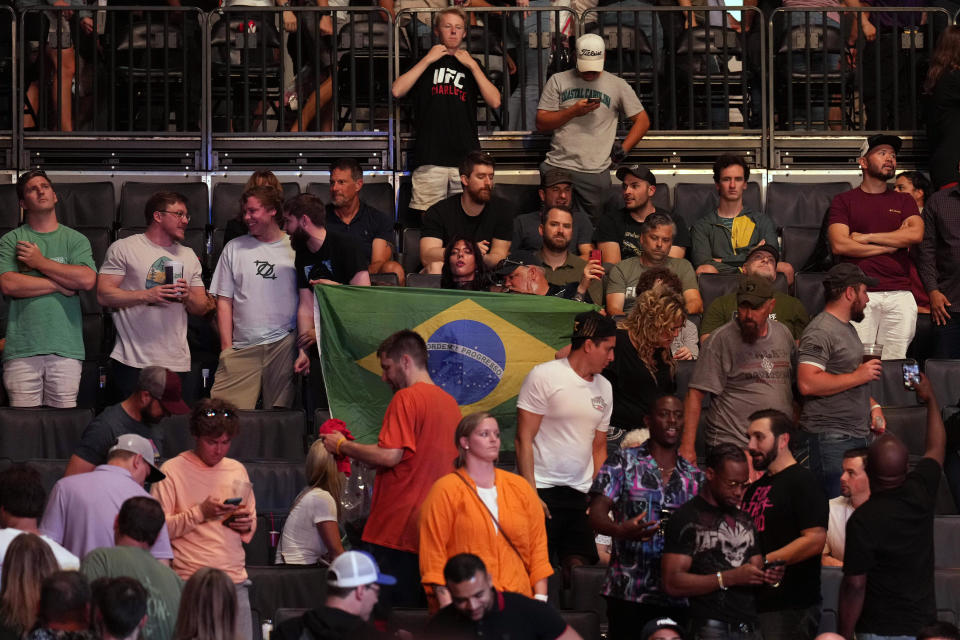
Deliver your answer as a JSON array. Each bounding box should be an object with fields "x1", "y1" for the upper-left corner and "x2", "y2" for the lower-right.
[
  {"x1": 100, "y1": 234, "x2": 204, "y2": 371},
  {"x1": 275, "y1": 488, "x2": 338, "y2": 565},
  {"x1": 210, "y1": 234, "x2": 297, "y2": 349},
  {"x1": 825, "y1": 495, "x2": 855, "y2": 562},
  {"x1": 0, "y1": 528, "x2": 79, "y2": 581},
  {"x1": 516, "y1": 357, "x2": 613, "y2": 493},
  {"x1": 476, "y1": 484, "x2": 499, "y2": 533}
]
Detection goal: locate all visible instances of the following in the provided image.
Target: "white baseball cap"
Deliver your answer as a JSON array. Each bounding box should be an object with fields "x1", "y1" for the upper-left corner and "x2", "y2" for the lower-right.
[
  {"x1": 577, "y1": 33, "x2": 606, "y2": 73},
  {"x1": 109, "y1": 434, "x2": 165, "y2": 483},
  {"x1": 328, "y1": 551, "x2": 397, "y2": 588}
]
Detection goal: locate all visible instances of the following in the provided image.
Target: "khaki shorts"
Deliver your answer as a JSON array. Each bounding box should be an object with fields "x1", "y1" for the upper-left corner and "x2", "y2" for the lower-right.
[
  {"x1": 3, "y1": 355, "x2": 82, "y2": 408},
  {"x1": 210, "y1": 332, "x2": 296, "y2": 410},
  {"x1": 409, "y1": 165, "x2": 463, "y2": 212}
]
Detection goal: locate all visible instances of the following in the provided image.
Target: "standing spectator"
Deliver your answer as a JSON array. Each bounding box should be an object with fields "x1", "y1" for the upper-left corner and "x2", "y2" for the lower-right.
[
  {"x1": 0, "y1": 534, "x2": 59, "y2": 640},
  {"x1": 916, "y1": 163, "x2": 960, "y2": 358},
  {"x1": 172, "y1": 569, "x2": 237, "y2": 640},
  {"x1": 536, "y1": 34, "x2": 650, "y2": 222},
  {"x1": 796, "y1": 263, "x2": 885, "y2": 498},
  {"x1": 325, "y1": 158, "x2": 405, "y2": 286},
  {"x1": 516, "y1": 311, "x2": 614, "y2": 579},
  {"x1": 440, "y1": 238, "x2": 492, "y2": 291},
  {"x1": 741, "y1": 410, "x2": 828, "y2": 640},
  {"x1": 661, "y1": 445, "x2": 784, "y2": 640},
  {"x1": 512, "y1": 170, "x2": 594, "y2": 258},
  {"x1": 81, "y1": 498, "x2": 183, "y2": 640},
  {"x1": 419, "y1": 413, "x2": 553, "y2": 607},
  {"x1": 838, "y1": 374, "x2": 944, "y2": 640},
  {"x1": 923, "y1": 25, "x2": 960, "y2": 191},
  {"x1": 26, "y1": 571, "x2": 95, "y2": 640},
  {"x1": 210, "y1": 186, "x2": 298, "y2": 410},
  {"x1": 0, "y1": 466, "x2": 78, "y2": 577},
  {"x1": 0, "y1": 170, "x2": 96, "y2": 408},
  {"x1": 152, "y1": 399, "x2": 257, "y2": 640},
  {"x1": 597, "y1": 165, "x2": 689, "y2": 264},
  {"x1": 691, "y1": 155, "x2": 794, "y2": 285},
  {"x1": 391, "y1": 7, "x2": 501, "y2": 216},
  {"x1": 588, "y1": 394, "x2": 704, "y2": 640},
  {"x1": 276, "y1": 440, "x2": 345, "y2": 565},
  {"x1": 64, "y1": 367, "x2": 190, "y2": 477},
  {"x1": 827, "y1": 134, "x2": 923, "y2": 360},
  {"x1": 419, "y1": 152, "x2": 513, "y2": 274},
  {"x1": 90, "y1": 578, "x2": 147, "y2": 640},
  {"x1": 700, "y1": 246, "x2": 810, "y2": 342},
  {"x1": 97, "y1": 191, "x2": 213, "y2": 403},
  {"x1": 319, "y1": 330, "x2": 461, "y2": 607},
  {"x1": 41, "y1": 435, "x2": 173, "y2": 562},
  {"x1": 822, "y1": 448, "x2": 870, "y2": 567},
  {"x1": 679, "y1": 277, "x2": 796, "y2": 463}
]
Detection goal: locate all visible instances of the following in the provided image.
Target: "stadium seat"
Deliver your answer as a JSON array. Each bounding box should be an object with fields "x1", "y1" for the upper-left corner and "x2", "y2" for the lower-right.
[
  {"x1": 77, "y1": 226, "x2": 113, "y2": 270},
  {"x1": 795, "y1": 272, "x2": 826, "y2": 317},
  {"x1": 562, "y1": 611, "x2": 601, "y2": 640},
  {"x1": 405, "y1": 273, "x2": 441, "y2": 289},
  {"x1": 401, "y1": 227, "x2": 421, "y2": 274},
  {"x1": 306, "y1": 181, "x2": 396, "y2": 220},
  {"x1": 569, "y1": 565, "x2": 607, "y2": 631},
  {"x1": 870, "y1": 360, "x2": 919, "y2": 408},
  {"x1": 697, "y1": 272, "x2": 789, "y2": 312},
  {"x1": 273, "y1": 608, "x2": 307, "y2": 627},
  {"x1": 52, "y1": 182, "x2": 118, "y2": 228},
  {"x1": 675, "y1": 359, "x2": 696, "y2": 401},
  {"x1": 883, "y1": 406, "x2": 928, "y2": 457},
  {"x1": 116, "y1": 227, "x2": 207, "y2": 264},
  {"x1": 246, "y1": 461, "x2": 306, "y2": 513},
  {"x1": 781, "y1": 226, "x2": 823, "y2": 273},
  {"x1": 159, "y1": 410, "x2": 306, "y2": 461},
  {"x1": 245, "y1": 512, "x2": 288, "y2": 566},
  {"x1": 82, "y1": 313, "x2": 108, "y2": 361},
  {"x1": 119, "y1": 182, "x2": 209, "y2": 228},
  {"x1": 247, "y1": 565, "x2": 329, "y2": 623},
  {"x1": 212, "y1": 182, "x2": 300, "y2": 229},
  {"x1": 935, "y1": 568, "x2": 960, "y2": 624},
  {"x1": 493, "y1": 183, "x2": 541, "y2": 217},
  {"x1": 818, "y1": 566, "x2": 842, "y2": 633},
  {"x1": 0, "y1": 408, "x2": 93, "y2": 459},
  {"x1": 0, "y1": 459, "x2": 69, "y2": 496},
  {"x1": 671, "y1": 182, "x2": 763, "y2": 233},
  {"x1": 926, "y1": 360, "x2": 960, "y2": 409},
  {"x1": 764, "y1": 181, "x2": 850, "y2": 230},
  {"x1": 0, "y1": 185, "x2": 21, "y2": 228},
  {"x1": 937, "y1": 518, "x2": 960, "y2": 568},
  {"x1": 77, "y1": 360, "x2": 105, "y2": 411},
  {"x1": 387, "y1": 609, "x2": 430, "y2": 636}
]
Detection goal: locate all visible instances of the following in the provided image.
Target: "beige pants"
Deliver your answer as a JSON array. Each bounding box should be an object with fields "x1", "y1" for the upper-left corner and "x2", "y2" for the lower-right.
[{"x1": 211, "y1": 332, "x2": 296, "y2": 410}]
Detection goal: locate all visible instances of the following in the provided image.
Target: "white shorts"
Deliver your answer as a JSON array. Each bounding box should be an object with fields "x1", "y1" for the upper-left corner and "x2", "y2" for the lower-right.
[{"x1": 3, "y1": 355, "x2": 83, "y2": 408}]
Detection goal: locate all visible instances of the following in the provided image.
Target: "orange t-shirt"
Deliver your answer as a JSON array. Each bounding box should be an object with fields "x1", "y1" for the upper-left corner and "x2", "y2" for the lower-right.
[{"x1": 362, "y1": 382, "x2": 461, "y2": 553}]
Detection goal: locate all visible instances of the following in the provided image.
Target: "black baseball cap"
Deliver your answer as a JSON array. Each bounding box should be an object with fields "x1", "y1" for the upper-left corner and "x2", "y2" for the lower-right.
[
  {"x1": 824, "y1": 263, "x2": 877, "y2": 289},
  {"x1": 746, "y1": 243, "x2": 779, "y2": 263},
  {"x1": 860, "y1": 134, "x2": 902, "y2": 158},
  {"x1": 640, "y1": 618, "x2": 683, "y2": 640},
  {"x1": 737, "y1": 274, "x2": 777, "y2": 308},
  {"x1": 616, "y1": 164, "x2": 657, "y2": 186},
  {"x1": 542, "y1": 168, "x2": 574, "y2": 188},
  {"x1": 565, "y1": 311, "x2": 617, "y2": 340}
]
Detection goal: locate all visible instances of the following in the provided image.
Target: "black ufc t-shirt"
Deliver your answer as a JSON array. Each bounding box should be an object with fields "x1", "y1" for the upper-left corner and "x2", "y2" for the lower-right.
[
  {"x1": 422, "y1": 195, "x2": 514, "y2": 246},
  {"x1": 293, "y1": 230, "x2": 368, "y2": 287},
  {"x1": 741, "y1": 463, "x2": 828, "y2": 611},
  {"x1": 411, "y1": 55, "x2": 481, "y2": 168}
]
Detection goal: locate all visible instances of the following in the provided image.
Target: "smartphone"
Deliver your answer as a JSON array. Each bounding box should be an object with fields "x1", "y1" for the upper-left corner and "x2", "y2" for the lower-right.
[
  {"x1": 223, "y1": 497, "x2": 242, "y2": 505},
  {"x1": 903, "y1": 361, "x2": 920, "y2": 390},
  {"x1": 762, "y1": 559, "x2": 786, "y2": 570},
  {"x1": 586, "y1": 97, "x2": 601, "y2": 104},
  {"x1": 590, "y1": 249, "x2": 602, "y2": 264}
]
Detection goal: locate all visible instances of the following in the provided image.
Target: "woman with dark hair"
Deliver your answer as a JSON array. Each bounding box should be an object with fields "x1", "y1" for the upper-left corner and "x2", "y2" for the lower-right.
[
  {"x1": 172, "y1": 568, "x2": 237, "y2": 640},
  {"x1": 924, "y1": 26, "x2": 960, "y2": 190},
  {"x1": 418, "y1": 412, "x2": 552, "y2": 611},
  {"x1": 0, "y1": 534, "x2": 58, "y2": 640},
  {"x1": 896, "y1": 171, "x2": 932, "y2": 213},
  {"x1": 439, "y1": 237, "x2": 491, "y2": 291}
]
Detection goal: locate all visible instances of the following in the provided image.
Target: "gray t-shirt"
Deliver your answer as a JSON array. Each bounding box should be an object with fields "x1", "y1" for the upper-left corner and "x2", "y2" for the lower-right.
[
  {"x1": 538, "y1": 70, "x2": 645, "y2": 173},
  {"x1": 797, "y1": 311, "x2": 870, "y2": 437},
  {"x1": 73, "y1": 403, "x2": 162, "y2": 466},
  {"x1": 691, "y1": 319, "x2": 796, "y2": 448},
  {"x1": 605, "y1": 256, "x2": 698, "y2": 313}
]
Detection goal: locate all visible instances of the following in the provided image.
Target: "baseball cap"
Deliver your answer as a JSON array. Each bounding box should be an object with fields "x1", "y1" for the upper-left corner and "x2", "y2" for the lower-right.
[
  {"x1": 824, "y1": 262, "x2": 877, "y2": 289},
  {"x1": 109, "y1": 434, "x2": 165, "y2": 483},
  {"x1": 139, "y1": 367, "x2": 190, "y2": 415},
  {"x1": 328, "y1": 551, "x2": 397, "y2": 588},
  {"x1": 859, "y1": 134, "x2": 902, "y2": 158},
  {"x1": 565, "y1": 310, "x2": 617, "y2": 340},
  {"x1": 745, "y1": 243, "x2": 779, "y2": 264},
  {"x1": 615, "y1": 164, "x2": 657, "y2": 186},
  {"x1": 496, "y1": 252, "x2": 539, "y2": 277},
  {"x1": 737, "y1": 274, "x2": 776, "y2": 308},
  {"x1": 640, "y1": 617, "x2": 683, "y2": 640},
  {"x1": 542, "y1": 168, "x2": 573, "y2": 188},
  {"x1": 576, "y1": 34, "x2": 605, "y2": 73}
]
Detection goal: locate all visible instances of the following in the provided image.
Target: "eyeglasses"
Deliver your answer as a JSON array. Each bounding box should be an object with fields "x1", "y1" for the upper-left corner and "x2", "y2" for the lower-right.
[
  {"x1": 204, "y1": 409, "x2": 233, "y2": 418},
  {"x1": 158, "y1": 210, "x2": 191, "y2": 221}
]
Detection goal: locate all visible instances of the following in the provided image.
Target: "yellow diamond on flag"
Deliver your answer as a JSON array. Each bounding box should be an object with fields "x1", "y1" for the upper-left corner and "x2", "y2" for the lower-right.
[{"x1": 356, "y1": 298, "x2": 557, "y2": 414}]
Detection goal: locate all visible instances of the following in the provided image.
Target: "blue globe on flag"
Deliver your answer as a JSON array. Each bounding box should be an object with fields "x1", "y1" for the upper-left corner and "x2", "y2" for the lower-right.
[{"x1": 426, "y1": 320, "x2": 506, "y2": 405}]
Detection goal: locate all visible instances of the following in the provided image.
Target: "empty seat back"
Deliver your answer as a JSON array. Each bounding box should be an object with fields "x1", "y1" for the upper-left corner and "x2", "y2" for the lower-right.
[
  {"x1": 120, "y1": 182, "x2": 209, "y2": 228},
  {"x1": 883, "y1": 406, "x2": 928, "y2": 457},
  {"x1": 781, "y1": 225, "x2": 823, "y2": 273},
  {"x1": 0, "y1": 184, "x2": 21, "y2": 228},
  {"x1": 247, "y1": 566, "x2": 328, "y2": 623},
  {"x1": 569, "y1": 565, "x2": 608, "y2": 630},
  {"x1": 765, "y1": 181, "x2": 850, "y2": 230},
  {"x1": 246, "y1": 461, "x2": 306, "y2": 513},
  {"x1": 159, "y1": 410, "x2": 306, "y2": 461},
  {"x1": 53, "y1": 182, "x2": 117, "y2": 228},
  {"x1": 926, "y1": 359, "x2": 960, "y2": 409},
  {"x1": 795, "y1": 272, "x2": 826, "y2": 317},
  {"x1": 405, "y1": 273, "x2": 441, "y2": 288},
  {"x1": 492, "y1": 183, "x2": 540, "y2": 217},
  {"x1": 0, "y1": 408, "x2": 94, "y2": 459},
  {"x1": 401, "y1": 227, "x2": 421, "y2": 274}
]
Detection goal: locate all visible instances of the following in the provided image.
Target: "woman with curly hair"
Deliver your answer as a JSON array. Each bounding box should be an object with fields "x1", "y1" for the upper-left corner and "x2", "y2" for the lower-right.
[
  {"x1": 924, "y1": 26, "x2": 960, "y2": 190},
  {"x1": 602, "y1": 281, "x2": 686, "y2": 454}
]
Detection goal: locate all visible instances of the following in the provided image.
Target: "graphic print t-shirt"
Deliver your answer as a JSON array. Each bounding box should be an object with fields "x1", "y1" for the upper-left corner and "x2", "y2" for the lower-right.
[{"x1": 412, "y1": 55, "x2": 481, "y2": 169}]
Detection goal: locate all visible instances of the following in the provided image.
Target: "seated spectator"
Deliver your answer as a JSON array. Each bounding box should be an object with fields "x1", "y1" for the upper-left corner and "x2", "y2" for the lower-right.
[
  {"x1": 210, "y1": 186, "x2": 298, "y2": 410},
  {"x1": 700, "y1": 245, "x2": 810, "y2": 342},
  {"x1": 27, "y1": 571, "x2": 95, "y2": 640},
  {"x1": 822, "y1": 448, "x2": 869, "y2": 567},
  {"x1": 605, "y1": 212, "x2": 703, "y2": 316},
  {"x1": 896, "y1": 171, "x2": 932, "y2": 213},
  {"x1": 97, "y1": 190, "x2": 214, "y2": 403},
  {"x1": 272, "y1": 551, "x2": 394, "y2": 640},
  {"x1": 633, "y1": 269, "x2": 698, "y2": 360},
  {"x1": 419, "y1": 413, "x2": 553, "y2": 610},
  {"x1": 152, "y1": 399, "x2": 256, "y2": 640},
  {"x1": 81, "y1": 498, "x2": 183, "y2": 640},
  {"x1": 284, "y1": 193, "x2": 371, "y2": 376},
  {"x1": 641, "y1": 619, "x2": 683, "y2": 640},
  {"x1": 691, "y1": 155, "x2": 794, "y2": 285},
  {"x1": 502, "y1": 263, "x2": 598, "y2": 302},
  {"x1": 529, "y1": 206, "x2": 604, "y2": 303},
  {"x1": 325, "y1": 158, "x2": 405, "y2": 286},
  {"x1": 420, "y1": 152, "x2": 513, "y2": 274},
  {"x1": 64, "y1": 367, "x2": 190, "y2": 477},
  {"x1": 512, "y1": 170, "x2": 593, "y2": 258},
  {"x1": 440, "y1": 238, "x2": 492, "y2": 291},
  {"x1": 276, "y1": 440, "x2": 345, "y2": 565},
  {"x1": 597, "y1": 165, "x2": 689, "y2": 264},
  {"x1": 224, "y1": 171, "x2": 283, "y2": 246},
  {"x1": 0, "y1": 466, "x2": 78, "y2": 577},
  {"x1": 90, "y1": 578, "x2": 147, "y2": 640},
  {"x1": 0, "y1": 534, "x2": 59, "y2": 640},
  {"x1": 171, "y1": 569, "x2": 236, "y2": 640},
  {"x1": 423, "y1": 554, "x2": 577, "y2": 640}
]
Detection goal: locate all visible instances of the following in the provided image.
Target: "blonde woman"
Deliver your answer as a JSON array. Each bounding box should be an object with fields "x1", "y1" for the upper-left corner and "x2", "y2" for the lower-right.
[
  {"x1": 0, "y1": 534, "x2": 58, "y2": 639},
  {"x1": 276, "y1": 440, "x2": 346, "y2": 564}
]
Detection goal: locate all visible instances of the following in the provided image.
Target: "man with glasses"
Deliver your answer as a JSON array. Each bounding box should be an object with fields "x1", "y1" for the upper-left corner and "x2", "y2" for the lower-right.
[
  {"x1": 64, "y1": 367, "x2": 191, "y2": 477},
  {"x1": 98, "y1": 191, "x2": 213, "y2": 402}
]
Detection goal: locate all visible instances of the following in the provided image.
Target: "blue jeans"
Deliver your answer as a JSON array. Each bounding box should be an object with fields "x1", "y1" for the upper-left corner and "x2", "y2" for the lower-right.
[
  {"x1": 800, "y1": 432, "x2": 868, "y2": 499},
  {"x1": 599, "y1": 0, "x2": 662, "y2": 71}
]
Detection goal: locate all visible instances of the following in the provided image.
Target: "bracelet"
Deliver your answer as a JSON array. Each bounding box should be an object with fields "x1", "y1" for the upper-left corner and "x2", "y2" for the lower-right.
[
  {"x1": 335, "y1": 437, "x2": 345, "y2": 456},
  {"x1": 534, "y1": 594, "x2": 549, "y2": 602},
  {"x1": 871, "y1": 404, "x2": 882, "y2": 411},
  {"x1": 716, "y1": 571, "x2": 727, "y2": 591}
]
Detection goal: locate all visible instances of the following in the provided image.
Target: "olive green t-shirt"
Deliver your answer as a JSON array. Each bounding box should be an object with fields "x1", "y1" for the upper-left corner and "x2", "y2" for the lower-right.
[
  {"x1": 605, "y1": 256, "x2": 698, "y2": 313},
  {"x1": 700, "y1": 291, "x2": 810, "y2": 340}
]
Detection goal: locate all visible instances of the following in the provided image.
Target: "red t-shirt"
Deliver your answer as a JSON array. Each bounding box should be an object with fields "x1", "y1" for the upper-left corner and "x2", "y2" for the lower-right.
[
  {"x1": 362, "y1": 382, "x2": 462, "y2": 553},
  {"x1": 828, "y1": 187, "x2": 920, "y2": 291}
]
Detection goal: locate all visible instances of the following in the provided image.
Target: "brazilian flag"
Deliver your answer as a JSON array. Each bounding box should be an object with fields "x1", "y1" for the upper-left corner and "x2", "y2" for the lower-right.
[{"x1": 315, "y1": 285, "x2": 595, "y2": 447}]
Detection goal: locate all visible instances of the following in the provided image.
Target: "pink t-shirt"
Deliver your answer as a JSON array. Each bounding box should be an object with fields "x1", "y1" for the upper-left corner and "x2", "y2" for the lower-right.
[{"x1": 828, "y1": 187, "x2": 920, "y2": 291}]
